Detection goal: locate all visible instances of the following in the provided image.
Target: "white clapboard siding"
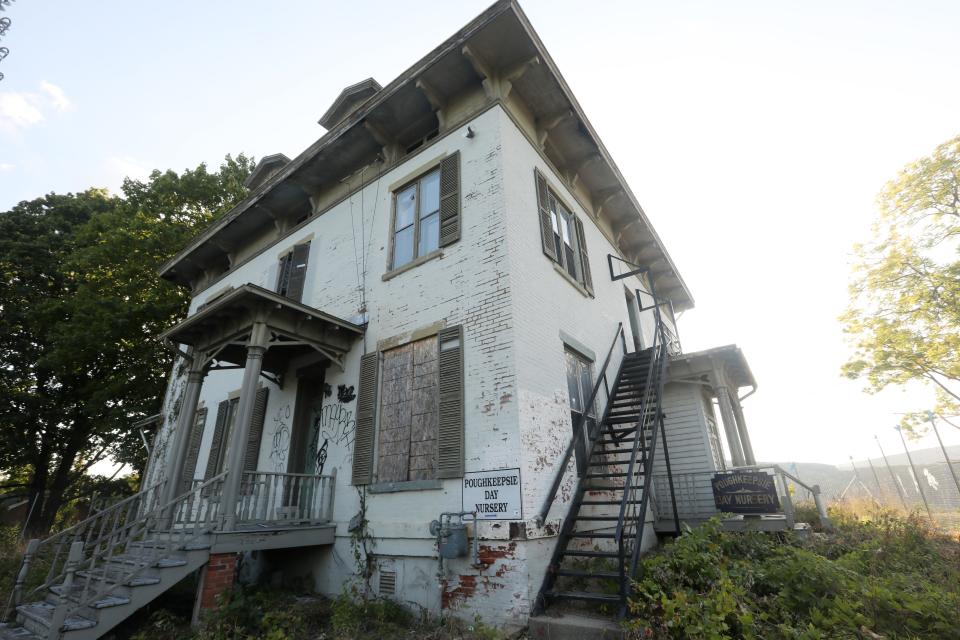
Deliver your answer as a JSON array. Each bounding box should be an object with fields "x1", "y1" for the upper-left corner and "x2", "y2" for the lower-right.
[{"x1": 653, "y1": 383, "x2": 717, "y2": 518}]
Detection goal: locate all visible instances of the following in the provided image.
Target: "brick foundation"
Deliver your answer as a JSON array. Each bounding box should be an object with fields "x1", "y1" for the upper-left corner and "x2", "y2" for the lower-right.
[{"x1": 197, "y1": 553, "x2": 239, "y2": 612}]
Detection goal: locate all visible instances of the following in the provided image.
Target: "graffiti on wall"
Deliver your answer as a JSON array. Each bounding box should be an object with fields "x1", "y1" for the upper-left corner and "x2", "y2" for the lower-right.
[
  {"x1": 269, "y1": 403, "x2": 292, "y2": 471},
  {"x1": 307, "y1": 380, "x2": 358, "y2": 470}
]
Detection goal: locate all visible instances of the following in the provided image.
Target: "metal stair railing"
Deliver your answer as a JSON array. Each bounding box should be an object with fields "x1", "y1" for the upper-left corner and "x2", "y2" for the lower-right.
[
  {"x1": 613, "y1": 298, "x2": 670, "y2": 617},
  {"x1": 535, "y1": 323, "x2": 627, "y2": 527},
  {"x1": 3, "y1": 479, "x2": 167, "y2": 622},
  {"x1": 65, "y1": 472, "x2": 228, "y2": 619}
]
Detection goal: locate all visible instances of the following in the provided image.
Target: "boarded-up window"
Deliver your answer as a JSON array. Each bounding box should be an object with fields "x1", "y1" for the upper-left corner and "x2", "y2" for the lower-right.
[
  {"x1": 535, "y1": 170, "x2": 594, "y2": 294},
  {"x1": 378, "y1": 336, "x2": 439, "y2": 482},
  {"x1": 277, "y1": 242, "x2": 311, "y2": 302}
]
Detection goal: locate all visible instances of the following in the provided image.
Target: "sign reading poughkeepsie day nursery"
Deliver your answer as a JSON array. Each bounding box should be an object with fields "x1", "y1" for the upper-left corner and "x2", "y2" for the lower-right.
[
  {"x1": 462, "y1": 468, "x2": 522, "y2": 520},
  {"x1": 711, "y1": 471, "x2": 781, "y2": 514}
]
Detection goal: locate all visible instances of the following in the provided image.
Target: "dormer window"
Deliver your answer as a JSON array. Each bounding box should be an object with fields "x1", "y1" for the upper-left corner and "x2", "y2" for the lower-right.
[{"x1": 277, "y1": 241, "x2": 311, "y2": 302}]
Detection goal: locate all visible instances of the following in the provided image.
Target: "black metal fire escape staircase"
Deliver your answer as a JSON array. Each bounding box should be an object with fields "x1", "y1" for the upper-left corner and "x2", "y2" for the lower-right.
[{"x1": 533, "y1": 294, "x2": 678, "y2": 618}]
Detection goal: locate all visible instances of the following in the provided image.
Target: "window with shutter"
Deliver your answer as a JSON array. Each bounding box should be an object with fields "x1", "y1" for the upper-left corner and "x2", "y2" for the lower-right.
[
  {"x1": 534, "y1": 170, "x2": 594, "y2": 295},
  {"x1": 204, "y1": 399, "x2": 229, "y2": 481},
  {"x1": 390, "y1": 154, "x2": 460, "y2": 270},
  {"x1": 352, "y1": 352, "x2": 380, "y2": 485},
  {"x1": 180, "y1": 407, "x2": 208, "y2": 492},
  {"x1": 277, "y1": 242, "x2": 311, "y2": 302},
  {"x1": 243, "y1": 387, "x2": 269, "y2": 473},
  {"x1": 436, "y1": 325, "x2": 464, "y2": 479}
]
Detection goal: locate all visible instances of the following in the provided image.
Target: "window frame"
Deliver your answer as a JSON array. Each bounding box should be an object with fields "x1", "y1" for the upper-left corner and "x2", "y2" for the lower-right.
[
  {"x1": 389, "y1": 166, "x2": 442, "y2": 271},
  {"x1": 536, "y1": 170, "x2": 594, "y2": 295}
]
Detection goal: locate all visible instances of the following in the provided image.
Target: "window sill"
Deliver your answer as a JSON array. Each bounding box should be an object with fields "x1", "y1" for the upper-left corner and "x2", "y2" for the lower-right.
[
  {"x1": 382, "y1": 249, "x2": 444, "y2": 281},
  {"x1": 368, "y1": 479, "x2": 443, "y2": 494},
  {"x1": 552, "y1": 261, "x2": 592, "y2": 298}
]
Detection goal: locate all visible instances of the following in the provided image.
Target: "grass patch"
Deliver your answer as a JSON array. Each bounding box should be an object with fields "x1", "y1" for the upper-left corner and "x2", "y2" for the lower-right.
[{"x1": 625, "y1": 507, "x2": 960, "y2": 639}]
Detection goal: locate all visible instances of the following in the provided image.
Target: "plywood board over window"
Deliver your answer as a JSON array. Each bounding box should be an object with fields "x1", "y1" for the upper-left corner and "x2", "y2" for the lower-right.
[
  {"x1": 378, "y1": 336, "x2": 439, "y2": 482},
  {"x1": 352, "y1": 325, "x2": 463, "y2": 486}
]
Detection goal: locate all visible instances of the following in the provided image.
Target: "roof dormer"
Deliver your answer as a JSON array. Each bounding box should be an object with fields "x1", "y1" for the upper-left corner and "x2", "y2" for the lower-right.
[
  {"x1": 244, "y1": 153, "x2": 291, "y2": 191},
  {"x1": 318, "y1": 78, "x2": 382, "y2": 130}
]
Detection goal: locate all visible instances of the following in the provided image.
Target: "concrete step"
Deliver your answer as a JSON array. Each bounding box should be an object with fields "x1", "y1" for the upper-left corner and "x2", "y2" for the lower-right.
[{"x1": 528, "y1": 612, "x2": 624, "y2": 640}]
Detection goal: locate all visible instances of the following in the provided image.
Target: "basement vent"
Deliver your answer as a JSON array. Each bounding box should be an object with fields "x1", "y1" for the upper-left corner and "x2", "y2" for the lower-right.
[{"x1": 379, "y1": 570, "x2": 397, "y2": 596}]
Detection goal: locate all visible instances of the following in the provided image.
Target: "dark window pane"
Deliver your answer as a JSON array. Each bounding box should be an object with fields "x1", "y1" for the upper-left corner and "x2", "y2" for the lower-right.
[
  {"x1": 565, "y1": 351, "x2": 582, "y2": 413},
  {"x1": 579, "y1": 363, "x2": 594, "y2": 417}
]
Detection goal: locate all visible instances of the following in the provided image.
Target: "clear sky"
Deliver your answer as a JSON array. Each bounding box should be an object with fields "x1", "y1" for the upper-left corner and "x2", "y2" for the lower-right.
[{"x1": 2, "y1": 0, "x2": 959, "y2": 467}]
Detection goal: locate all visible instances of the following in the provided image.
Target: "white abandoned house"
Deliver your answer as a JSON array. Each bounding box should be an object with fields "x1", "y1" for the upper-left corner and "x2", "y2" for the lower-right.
[{"x1": 3, "y1": 2, "x2": 831, "y2": 638}]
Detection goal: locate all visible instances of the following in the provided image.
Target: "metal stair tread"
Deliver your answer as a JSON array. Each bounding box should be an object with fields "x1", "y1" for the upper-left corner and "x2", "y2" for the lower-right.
[
  {"x1": 110, "y1": 553, "x2": 187, "y2": 568},
  {"x1": 545, "y1": 590, "x2": 620, "y2": 603},
  {"x1": 76, "y1": 568, "x2": 161, "y2": 587},
  {"x1": 566, "y1": 531, "x2": 617, "y2": 539},
  {"x1": 555, "y1": 569, "x2": 620, "y2": 580},
  {"x1": 16, "y1": 602, "x2": 96, "y2": 631},
  {"x1": 559, "y1": 549, "x2": 620, "y2": 558},
  {"x1": 49, "y1": 584, "x2": 131, "y2": 609},
  {"x1": 0, "y1": 623, "x2": 41, "y2": 640}
]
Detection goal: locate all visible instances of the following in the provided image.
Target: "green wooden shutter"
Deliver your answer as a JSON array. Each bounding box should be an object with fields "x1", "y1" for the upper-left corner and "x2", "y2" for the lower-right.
[
  {"x1": 285, "y1": 242, "x2": 311, "y2": 303},
  {"x1": 352, "y1": 352, "x2": 380, "y2": 485},
  {"x1": 436, "y1": 325, "x2": 464, "y2": 479},
  {"x1": 535, "y1": 170, "x2": 559, "y2": 262},
  {"x1": 573, "y1": 216, "x2": 594, "y2": 294},
  {"x1": 243, "y1": 387, "x2": 269, "y2": 473},
  {"x1": 438, "y1": 152, "x2": 461, "y2": 247},
  {"x1": 180, "y1": 407, "x2": 208, "y2": 491},
  {"x1": 203, "y1": 400, "x2": 230, "y2": 481}
]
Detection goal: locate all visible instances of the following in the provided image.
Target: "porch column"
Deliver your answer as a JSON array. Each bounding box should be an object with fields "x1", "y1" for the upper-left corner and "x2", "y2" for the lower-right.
[
  {"x1": 220, "y1": 321, "x2": 269, "y2": 531},
  {"x1": 729, "y1": 392, "x2": 756, "y2": 466},
  {"x1": 160, "y1": 355, "x2": 207, "y2": 514},
  {"x1": 711, "y1": 361, "x2": 746, "y2": 467}
]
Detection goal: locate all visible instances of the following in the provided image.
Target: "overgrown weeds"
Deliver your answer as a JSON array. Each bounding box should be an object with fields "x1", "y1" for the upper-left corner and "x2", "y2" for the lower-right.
[
  {"x1": 625, "y1": 507, "x2": 960, "y2": 639},
  {"x1": 129, "y1": 584, "x2": 509, "y2": 640}
]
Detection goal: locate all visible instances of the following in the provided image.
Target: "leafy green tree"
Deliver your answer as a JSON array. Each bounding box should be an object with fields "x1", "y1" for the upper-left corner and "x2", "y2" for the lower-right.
[
  {"x1": 842, "y1": 135, "x2": 960, "y2": 434},
  {"x1": 0, "y1": 155, "x2": 253, "y2": 534}
]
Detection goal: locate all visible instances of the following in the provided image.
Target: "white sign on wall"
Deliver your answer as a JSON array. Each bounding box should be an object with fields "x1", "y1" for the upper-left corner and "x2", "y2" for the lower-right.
[{"x1": 462, "y1": 468, "x2": 522, "y2": 520}]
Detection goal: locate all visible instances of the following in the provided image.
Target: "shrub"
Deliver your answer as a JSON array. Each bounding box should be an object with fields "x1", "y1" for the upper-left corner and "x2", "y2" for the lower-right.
[{"x1": 624, "y1": 513, "x2": 960, "y2": 639}]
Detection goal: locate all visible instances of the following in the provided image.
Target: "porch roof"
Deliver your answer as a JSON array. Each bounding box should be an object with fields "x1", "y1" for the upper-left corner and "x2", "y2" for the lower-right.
[
  {"x1": 160, "y1": 284, "x2": 365, "y2": 374},
  {"x1": 667, "y1": 344, "x2": 756, "y2": 390}
]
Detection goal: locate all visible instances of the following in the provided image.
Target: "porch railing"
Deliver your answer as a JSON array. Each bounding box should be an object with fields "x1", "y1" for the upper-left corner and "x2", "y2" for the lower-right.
[
  {"x1": 237, "y1": 470, "x2": 336, "y2": 525},
  {"x1": 651, "y1": 464, "x2": 832, "y2": 530},
  {"x1": 5, "y1": 469, "x2": 336, "y2": 626}
]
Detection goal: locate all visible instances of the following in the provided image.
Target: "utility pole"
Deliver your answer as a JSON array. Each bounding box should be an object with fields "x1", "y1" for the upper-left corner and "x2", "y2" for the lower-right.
[
  {"x1": 895, "y1": 426, "x2": 934, "y2": 526},
  {"x1": 926, "y1": 411, "x2": 960, "y2": 497},
  {"x1": 864, "y1": 456, "x2": 884, "y2": 500},
  {"x1": 875, "y1": 435, "x2": 908, "y2": 511}
]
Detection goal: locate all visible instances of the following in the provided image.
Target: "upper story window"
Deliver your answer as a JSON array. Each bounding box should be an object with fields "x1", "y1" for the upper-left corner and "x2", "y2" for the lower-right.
[
  {"x1": 387, "y1": 153, "x2": 461, "y2": 274},
  {"x1": 277, "y1": 241, "x2": 310, "y2": 302},
  {"x1": 393, "y1": 169, "x2": 440, "y2": 268},
  {"x1": 535, "y1": 170, "x2": 594, "y2": 295}
]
